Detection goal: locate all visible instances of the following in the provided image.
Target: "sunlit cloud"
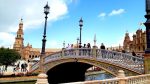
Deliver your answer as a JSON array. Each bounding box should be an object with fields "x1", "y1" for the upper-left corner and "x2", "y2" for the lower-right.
[
  {"x1": 109, "y1": 9, "x2": 125, "y2": 16},
  {"x1": 0, "y1": 0, "x2": 72, "y2": 48}
]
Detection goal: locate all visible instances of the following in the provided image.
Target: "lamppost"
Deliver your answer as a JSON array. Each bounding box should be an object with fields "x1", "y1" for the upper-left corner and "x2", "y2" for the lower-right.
[
  {"x1": 94, "y1": 34, "x2": 97, "y2": 46},
  {"x1": 40, "y1": 2, "x2": 50, "y2": 73},
  {"x1": 77, "y1": 37, "x2": 79, "y2": 48},
  {"x1": 143, "y1": 0, "x2": 150, "y2": 74},
  {"x1": 79, "y1": 18, "x2": 83, "y2": 48},
  {"x1": 36, "y1": 3, "x2": 50, "y2": 84},
  {"x1": 63, "y1": 41, "x2": 65, "y2": 48},
  {"x1": 41, "y1": 2, "x2": 50, "y2": 55}
]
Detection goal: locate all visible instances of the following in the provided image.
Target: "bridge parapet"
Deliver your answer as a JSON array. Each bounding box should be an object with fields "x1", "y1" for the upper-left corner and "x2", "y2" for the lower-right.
[
  {"x1": 31, "y1": 48, "x2": 144, "y2": 74},
  {"x1": 66, "y1": 74, "x2": 150, "y2": 84},
  {"x1": 43, "y1": 48, "x2": 144, "y2": 73}
]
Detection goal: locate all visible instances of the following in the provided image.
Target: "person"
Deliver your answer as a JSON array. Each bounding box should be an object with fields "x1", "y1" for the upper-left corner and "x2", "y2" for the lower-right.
[
  {"x1": 132, "y1": 51, "x2": 136, "y2": 56},
  {"x1": 24, "y1": 63, "x2": 28, "y2": 72},
  {"x1": 83, "y1": 44, "x2": 86, "y2": 55},
  {"x1": 87, "y1": 43, "x2": 91, "y2": 55},
  {"x1": 71, "y1": 44, "x2": 74, "y2": 49},
  {"x1": 21, "y1": 63, "x2": 24, "y2": 72},
  {"x1": 100, "y1": 43, "x2": 105, "y2": 49},
  {"x1": 87, "y1": 43, "x2": 91, "y2": 48},
  {"x1": 122, "y1": 50, "x2": 126, "y2": 53}
]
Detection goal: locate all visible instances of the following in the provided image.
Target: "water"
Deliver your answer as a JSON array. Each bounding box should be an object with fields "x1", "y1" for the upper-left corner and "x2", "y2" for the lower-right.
[{"x1": 85, "y1": 73, "x2": 114, "y2": 81}]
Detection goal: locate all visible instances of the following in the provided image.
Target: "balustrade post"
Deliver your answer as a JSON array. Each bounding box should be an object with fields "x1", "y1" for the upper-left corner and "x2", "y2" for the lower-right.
[
  {"x1": 28, "y1": 63, "x2": 32, "y2": 72},
  {"x1": 143, "y1": 54, "x2": 150, "y2": 74},
  {"x1": 117, "y1": 70, "x2": 126, "y2": 84},
  {"x1": 36, "y1": 73, "x2": 49, "y2": 84},
  {"x1": 76, "y1": 48, "x2": 79, "y2": 56},
  {"x1": 92, "y1": 46, "x2": 97, "y2": 59},
  {"x1": 62, "y1": 48, "x2": 65, "y2": 57}
]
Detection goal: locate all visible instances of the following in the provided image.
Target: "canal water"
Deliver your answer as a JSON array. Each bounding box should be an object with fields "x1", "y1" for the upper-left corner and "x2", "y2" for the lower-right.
[
  {"x1": 1, "y1": 73, "x2": 113, "y2": 84},
  {"x1": 85, "y1": 73, "x2": 114, "y2": 81}
]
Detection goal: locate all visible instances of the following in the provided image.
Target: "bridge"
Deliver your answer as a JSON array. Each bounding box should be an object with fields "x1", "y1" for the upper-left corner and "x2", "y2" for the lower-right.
[
  {"x1": 33, "y1": 0, "x2": 150, "y2": 83},
  {"x1": 30, "y1": 47, "x2": 144, "y2": 83}
]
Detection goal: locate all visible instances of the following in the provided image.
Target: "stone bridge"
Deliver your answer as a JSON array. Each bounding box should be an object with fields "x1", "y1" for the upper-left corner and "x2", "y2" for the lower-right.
[{"x1": 30, "y1": 47, "x2": 144, "y2": 83}]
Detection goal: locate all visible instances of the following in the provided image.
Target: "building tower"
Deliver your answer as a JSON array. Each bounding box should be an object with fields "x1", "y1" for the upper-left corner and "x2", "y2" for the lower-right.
[
  {"x1": 13, "y1": 18, "x2": 24, "y2": 51},
  {"x1": 123, "y1": 31, "x2": 131, "y2": 52}
]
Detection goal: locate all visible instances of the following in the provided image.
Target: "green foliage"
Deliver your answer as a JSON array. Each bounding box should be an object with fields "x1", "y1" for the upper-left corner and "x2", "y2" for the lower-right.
[{"x1": 0, "y1": 47, "x2": 21, "y2": 66}]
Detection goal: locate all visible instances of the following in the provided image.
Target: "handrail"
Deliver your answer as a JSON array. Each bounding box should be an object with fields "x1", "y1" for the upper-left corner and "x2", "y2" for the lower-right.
[{"x1": 65, "y1": 74, "x2": 150, "y2": 84}]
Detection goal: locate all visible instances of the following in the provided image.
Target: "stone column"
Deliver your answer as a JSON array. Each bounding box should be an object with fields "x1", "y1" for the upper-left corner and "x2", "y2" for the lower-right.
[
  {"x1": 144, "y1": 0, "x2": 150, "y2": 74},
  {"x1": 61, "y1": 48, "x2": 65, "y2": 57},
  {"x1": 36, "y1": 73, "x2": 49, "y2": 84},
  {"x1": 144, "y1": 54, "x2": 150, "y2": 74},
  {"x1": 92, "y1": 46, "x2": 97, "y2": 59},
  {"x1": 117, "y1": 70, "x2": 126, "y2": 84}
]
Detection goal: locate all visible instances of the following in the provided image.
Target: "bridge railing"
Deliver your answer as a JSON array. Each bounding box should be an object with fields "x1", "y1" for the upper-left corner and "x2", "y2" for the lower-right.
[
  {"x1": 30, "y1": 62, "x2": 39, "y2": 72},
  {"x1": 31, "y1": 48, "x2": 144, "y2": 74},
  {"x1": 96, "y1": 49, "x2": 144, "y2": 74},
  {"x1": 66, "y1": 74, "x2": 150, "y2": 84},
  {"x1": 44, "y1": 51, "x2": 62, "y2": 63}
]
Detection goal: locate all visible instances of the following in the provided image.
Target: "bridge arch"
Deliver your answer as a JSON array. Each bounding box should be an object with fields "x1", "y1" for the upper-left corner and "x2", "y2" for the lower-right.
[
  {"x1": 45, "y1": 58, "x2": 117, "y2": 76},
  {"x1": 44, "y1": 56, "x2": 141, "y2": 84}
]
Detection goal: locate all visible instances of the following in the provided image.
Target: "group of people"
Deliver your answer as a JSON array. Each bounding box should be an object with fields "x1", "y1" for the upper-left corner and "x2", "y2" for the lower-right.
[
  {"x1": 81, "y1": 43, "x2": 106, "y2": 49},
  {"x1": 66, "y1": 43, "x2": 106, "y2": 49},
  {"x1": 13, "y1": 62, "x2": 28, "y2": 72}
]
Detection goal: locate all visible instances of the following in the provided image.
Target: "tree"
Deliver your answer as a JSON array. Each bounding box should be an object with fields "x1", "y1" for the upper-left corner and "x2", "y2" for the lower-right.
[{"x1": 0, "y1": 47, "x2": 21, "y2": 71}]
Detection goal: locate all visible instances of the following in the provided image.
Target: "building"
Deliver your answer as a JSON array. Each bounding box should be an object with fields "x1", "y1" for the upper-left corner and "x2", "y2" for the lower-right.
[
  {"x1": 123, "y1": 29, "x2": 146, "y2": 55},
  {"x1": 107, "y1": 45, "x2": 123, "y2": 52},
  {"x1": 13, "y1": 19, "x2": 61, "y2": 61}
]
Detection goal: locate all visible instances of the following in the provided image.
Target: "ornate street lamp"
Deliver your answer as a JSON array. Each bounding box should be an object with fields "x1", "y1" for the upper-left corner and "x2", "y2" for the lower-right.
[
  {"x1": 79, "y1": 18, "x2": 83, "y2": 48},
  {"x1": 41, "y1": 2, "x2": 50, "y2": 55},
  {"x1": 36, "y1": 3, "x2": 50, "y2": 84}
]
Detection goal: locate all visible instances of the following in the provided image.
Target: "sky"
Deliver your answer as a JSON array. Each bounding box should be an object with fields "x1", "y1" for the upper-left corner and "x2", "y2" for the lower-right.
[{"x1": 0, "y1": 0, "x2": 147, "y2": 49}]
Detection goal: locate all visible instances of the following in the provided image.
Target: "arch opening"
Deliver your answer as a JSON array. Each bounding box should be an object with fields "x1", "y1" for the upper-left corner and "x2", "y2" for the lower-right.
[{"x1": 46, "y1": 62, "x2": 92, "y2": 84}]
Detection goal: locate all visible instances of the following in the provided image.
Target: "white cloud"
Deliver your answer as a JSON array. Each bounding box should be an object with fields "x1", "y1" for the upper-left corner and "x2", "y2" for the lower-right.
[
  {"x1": 109, "y1": 9, "x2": 125, "y2": 16},
  {"x1": 47, "y1": 40, "x2": 62, "y2": 48},
  {"x1": 0, "y1": 0, "x2": 72, "y2": 48},
  {"x1": 98, "y1": 13, "x2": 106, "y2": 17},
  {"x1": 0, "y1": 32, "x2": 15, "y2": 48},
  {"x1": 98, "y1": 9, "x2": 125, "y2": 19}
]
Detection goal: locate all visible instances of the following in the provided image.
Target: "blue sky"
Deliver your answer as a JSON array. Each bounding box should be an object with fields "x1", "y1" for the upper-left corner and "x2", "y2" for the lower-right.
[{"x1": 0, "y1": 0, "x2": 146, "y2": 48}]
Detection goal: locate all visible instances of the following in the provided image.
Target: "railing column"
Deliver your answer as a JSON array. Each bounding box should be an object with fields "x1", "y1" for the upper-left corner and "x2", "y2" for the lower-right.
[
  {"x1": 76, "y1": 48, "x2": 79, "y2": 56},
  {"x1": 36, "y1": 73, "x2": 49, "y2": 84},
  {"x1": 143, "y1": 54, "x2": 150, "y2": 74},
  {"x1": 62, "y1": 48, "x2": 65, "y2": 57},
  {"x1": 117, "y1": 70, "x2": 126, "y2": 84},
  {"x1": 92, "y1": 46, "x2": 97, "y2": 59}
]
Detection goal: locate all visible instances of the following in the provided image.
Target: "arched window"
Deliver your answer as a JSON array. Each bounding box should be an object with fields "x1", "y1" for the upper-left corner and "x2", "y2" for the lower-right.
[
  {"x1": 32, "y1": 55, "x2": 34, "y2": 58},
  {"x1": 29, "y1": 55, "x2": 31, "y2": 58},
  {"x1": 143, "y1": 46, "x2": 145, "y2": 51}
]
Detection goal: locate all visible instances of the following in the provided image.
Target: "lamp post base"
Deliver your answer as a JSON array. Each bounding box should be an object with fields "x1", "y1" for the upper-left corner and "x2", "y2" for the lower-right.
[{"x1": 36, "y1": 73, "x2": 49, "y2": 84}]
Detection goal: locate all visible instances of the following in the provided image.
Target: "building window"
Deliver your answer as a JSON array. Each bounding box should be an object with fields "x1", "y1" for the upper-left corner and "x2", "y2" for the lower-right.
[
  {"x1": 143, "y1": 46, "x2": 145, "y2": 51},
  {"x1": 32, "y1": 55, "x2": 34, "y2": 58},
  {"x1": 29, "y1": 55, "x2": 31, "y2": 58}
]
